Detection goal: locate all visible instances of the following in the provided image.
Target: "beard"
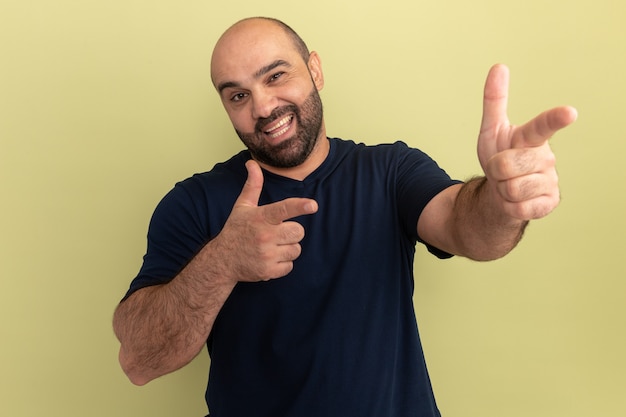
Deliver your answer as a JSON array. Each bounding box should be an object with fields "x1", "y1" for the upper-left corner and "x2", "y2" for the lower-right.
[{"x1": 235, "y1": 87, "x2": 323, "y2": 169}]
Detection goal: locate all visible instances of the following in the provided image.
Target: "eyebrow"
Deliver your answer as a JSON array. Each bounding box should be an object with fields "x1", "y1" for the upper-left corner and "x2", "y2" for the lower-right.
[{"x1": 217, "y1": 59, "x2": 292, "y2": 94}]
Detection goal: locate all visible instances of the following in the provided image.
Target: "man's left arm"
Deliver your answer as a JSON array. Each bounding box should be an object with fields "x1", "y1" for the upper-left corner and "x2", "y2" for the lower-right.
[{"x1": 418, "y1": 64, "x2": 578, "y2": 261}]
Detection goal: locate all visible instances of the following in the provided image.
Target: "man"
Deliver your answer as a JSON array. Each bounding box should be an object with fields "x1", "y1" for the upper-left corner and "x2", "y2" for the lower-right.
[{"x1": 113, "y1": 17, "x2": 577, "y2": 417}]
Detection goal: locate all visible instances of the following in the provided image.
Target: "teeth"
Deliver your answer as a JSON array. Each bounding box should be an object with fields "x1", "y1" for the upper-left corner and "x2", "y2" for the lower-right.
[
  {"x1": 269, "y1": 124, "x2": 290, "y2": 138},
  {"x1": 265, "y1": 115, "x2": 293, "y2": 136}
]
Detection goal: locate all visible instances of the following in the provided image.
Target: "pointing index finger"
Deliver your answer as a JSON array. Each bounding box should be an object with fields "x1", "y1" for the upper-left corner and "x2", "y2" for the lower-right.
[
  {"x1": 513, "y1": 106, "x2": 578, "y2": 148},
  {"x1": 263, "y1": 198, "x2": 318, "y2": 225}
]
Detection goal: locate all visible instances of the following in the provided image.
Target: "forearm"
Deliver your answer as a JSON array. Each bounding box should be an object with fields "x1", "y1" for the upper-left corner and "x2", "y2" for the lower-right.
[
  {"x1": 113, "y1": 241, "x2": 237, "y2": 385},
  {"x1": 113, "y1": 285, "x2": 207, "y2": 386},
  {"x1": 451, "y1": 177, "x2": 528, "y2": 261},
  {"x1": 113, "y1": 160, "x2": 316, "y2": 385}
]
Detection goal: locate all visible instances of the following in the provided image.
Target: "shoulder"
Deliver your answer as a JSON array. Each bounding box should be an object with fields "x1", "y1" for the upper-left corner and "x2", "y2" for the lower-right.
[
  {"x1": 328, "y1": 137, "x2": 422, "y2": 160},
  {"x1": 331, "y1": 138, "x2": 429, "y2": 159},
  {"x1": 177, "y1": 151, "x2": 249, "y2": 191},
  {"x1": 166, "y1": 151, "x2": 249, "y2": 202},
  {"x1": 328, "y1": 138, "x2": 436, "y2": 175},
  {"x1": 150, "y1": 151, "x2": 250, "y2": 227}
]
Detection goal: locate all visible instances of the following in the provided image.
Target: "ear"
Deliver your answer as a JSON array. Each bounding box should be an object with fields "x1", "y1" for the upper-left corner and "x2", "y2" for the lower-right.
[{"x1": 307, "y1": 51, "x2": 324, "y2": 91}]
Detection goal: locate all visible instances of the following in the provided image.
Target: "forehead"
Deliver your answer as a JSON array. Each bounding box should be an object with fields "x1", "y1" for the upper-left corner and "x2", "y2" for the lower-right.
[{"x1": 211, "y1": 20, "x2": 301, "y2": 86}]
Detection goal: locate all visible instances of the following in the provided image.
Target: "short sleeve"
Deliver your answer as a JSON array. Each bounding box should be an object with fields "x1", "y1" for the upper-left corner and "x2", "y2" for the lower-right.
[
  {"x1": 121, "y1": 180, "x2": 212, "y2": 300},
  {"x1": 393, "y1": 142, "x2": 462, "y2": 258}
]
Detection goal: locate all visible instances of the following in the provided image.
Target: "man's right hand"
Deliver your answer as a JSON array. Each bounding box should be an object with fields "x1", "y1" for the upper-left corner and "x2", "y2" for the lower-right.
[
  {"x1": 114, "y1": 159, "x2": 317, "y2": 385},
  {"x1": 211, "y1": 159, "x2": 318, "y2": 283}
]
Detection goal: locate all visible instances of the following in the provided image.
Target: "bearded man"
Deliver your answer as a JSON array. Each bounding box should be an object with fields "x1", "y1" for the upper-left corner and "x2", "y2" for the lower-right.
[{"x1": 113, "y1": 17, "x2": 577, "y2": 417}]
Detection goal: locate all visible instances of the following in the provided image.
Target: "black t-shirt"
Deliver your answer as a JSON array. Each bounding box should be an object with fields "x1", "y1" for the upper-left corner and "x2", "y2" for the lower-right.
[{"x1": 124, "y1": 138, "x2": 460, "y2": 417}]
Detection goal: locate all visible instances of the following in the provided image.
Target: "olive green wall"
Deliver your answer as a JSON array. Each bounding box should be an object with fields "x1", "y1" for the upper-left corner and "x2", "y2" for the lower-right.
[{"x1": 1, "y1": 0, "x2": 624, "y2": 416}]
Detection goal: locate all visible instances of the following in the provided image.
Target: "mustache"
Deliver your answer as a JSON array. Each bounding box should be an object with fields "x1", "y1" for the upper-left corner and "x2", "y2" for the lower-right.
[{"x1": 255, "y1": 105, "x2": 298, "y2": 133}]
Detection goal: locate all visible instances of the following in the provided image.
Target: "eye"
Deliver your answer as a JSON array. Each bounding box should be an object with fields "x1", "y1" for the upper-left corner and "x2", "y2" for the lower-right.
[
  {"x1": 230, "y1": 92, "x2": 248, "y2": 103},
  {"x1": 269, "y1": 72, "x2": 284, "y2": 82}
]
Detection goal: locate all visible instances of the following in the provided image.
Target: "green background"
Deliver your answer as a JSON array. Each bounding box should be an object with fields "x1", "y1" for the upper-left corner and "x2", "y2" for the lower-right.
[{"x1": 1, "y1": 0, "x2": 624, "y2": 415}]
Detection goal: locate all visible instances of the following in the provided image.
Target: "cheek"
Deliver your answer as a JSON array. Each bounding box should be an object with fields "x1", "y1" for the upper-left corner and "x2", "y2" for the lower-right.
[
  {"x1": 286, "y1": 87, "x2": 310, "y2": 104},
  {"x1": 226, "y1": 107, "x2": 254, "y2": 132}
]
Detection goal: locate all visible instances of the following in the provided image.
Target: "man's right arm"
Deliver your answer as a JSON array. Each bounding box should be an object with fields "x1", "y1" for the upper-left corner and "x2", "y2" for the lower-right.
[
  {"x1": 112, "y1": 238, "x2": 238, "y2": 386},
  {"x1": 113, "y1": 160, "x2": 318, "y2": 385}
]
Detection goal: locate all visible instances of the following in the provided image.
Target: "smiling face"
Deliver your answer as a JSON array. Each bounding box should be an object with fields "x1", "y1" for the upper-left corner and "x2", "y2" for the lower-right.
[
  {"x1": 234, "y1": 86, "x2": 323, "y2": 168},
  {"x1": 211, "y1": 18, "x2": 326, "y2": 171}
]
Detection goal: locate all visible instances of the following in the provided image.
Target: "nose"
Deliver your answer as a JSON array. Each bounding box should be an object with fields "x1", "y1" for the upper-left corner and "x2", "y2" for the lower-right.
[{"x1": 251, "y1": 90, "x2": 278, "y2": 120}]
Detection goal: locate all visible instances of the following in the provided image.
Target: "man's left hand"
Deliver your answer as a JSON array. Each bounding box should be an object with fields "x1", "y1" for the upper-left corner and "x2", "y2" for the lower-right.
[{"x1": 477, "y1": 64, "x2": 578, "y2": 220}]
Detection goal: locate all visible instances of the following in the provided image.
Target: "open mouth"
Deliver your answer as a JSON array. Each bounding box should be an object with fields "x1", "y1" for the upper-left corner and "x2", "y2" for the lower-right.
[{"x1": 263, "y1": 115, "x2": 294, "y2": 139}]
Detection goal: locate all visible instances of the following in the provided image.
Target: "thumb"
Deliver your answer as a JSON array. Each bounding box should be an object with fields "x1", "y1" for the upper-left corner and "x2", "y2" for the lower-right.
[
  {"x1": 480, "y1": 64, "x2": 510, "y2": 134},
  {"x1": 235, "y1": 160, "x2": 264, "y2": 208},
  {"x1": 477, "y1": 64, "x2": 511, "y2": 169}
]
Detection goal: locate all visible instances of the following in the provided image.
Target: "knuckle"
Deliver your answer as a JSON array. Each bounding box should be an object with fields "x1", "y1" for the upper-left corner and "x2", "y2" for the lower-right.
[
  {"x1": 491, "y1": 156, "x2": 511, "y2": 179},
  {"x1": 508, "y1": 203, "x2": 531, "y2": 220},
  {"x1": 507, "y1": 196, "x2": 559, "y2": 221},
  {"x1": 276, "y1": 202, "x2": 291, "y2": 220},
  {"x1": 286, "y1": 222, "x2": 305, "y2": 241},
  {"x1": 287, "y1": 243, "x2": 302, "y2": 260},
  {"x1": 502, "y1": 179, "x2": 520, "y2": 201},
  {"x1": 515, "y1": 149, "x2": 536, "y2": 172},
  {"x1": 545, "y1": 150, "x2": 556, "y2": 167},
  {"x1": 498, "y1": 178, "x2": 523, "y2": 202},
  {"x1": 255, "y1": 229, "x2": 273, "y2": 245},
  {"x1": 265, "y1": 202, "x2": 290, "y2": 224},
  {"x1": 255, "y1": 244, "x2": 276, "y2": 265}
]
